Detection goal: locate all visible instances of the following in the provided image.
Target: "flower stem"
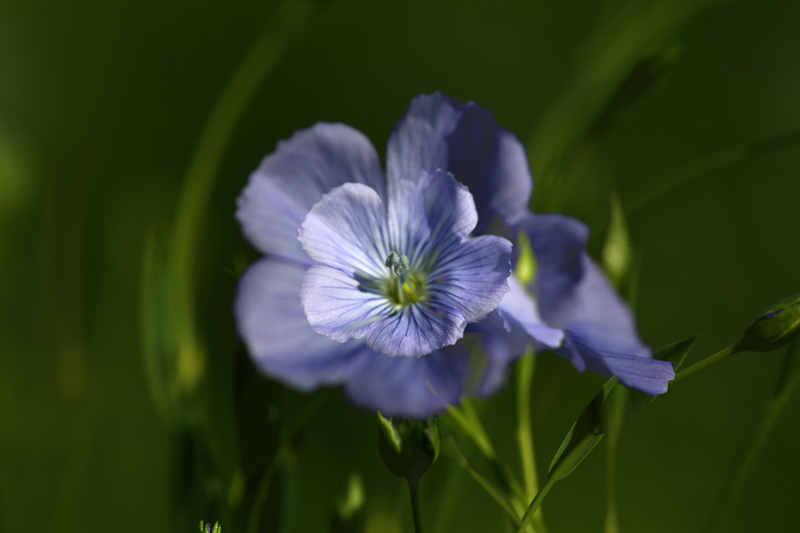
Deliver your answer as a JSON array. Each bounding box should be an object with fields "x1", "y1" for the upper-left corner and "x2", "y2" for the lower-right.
[
  {"x1": 515, "y1": 351, "x2": 548, "y2": 533},
  {"x1": 672, "y1": 343, "x2": 742, "y2": 383},
  {"x1": 408, "y1": 480, "x2": 424, "y2": 533},
  {"x1": 516, "y1": 350, "x2": 538, "y2": 501}
]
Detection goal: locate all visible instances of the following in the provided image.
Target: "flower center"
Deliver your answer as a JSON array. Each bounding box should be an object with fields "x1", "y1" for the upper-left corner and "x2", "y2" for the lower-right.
[{"x1": 383, "y1": 251, "x2": 428, "y2": 308}]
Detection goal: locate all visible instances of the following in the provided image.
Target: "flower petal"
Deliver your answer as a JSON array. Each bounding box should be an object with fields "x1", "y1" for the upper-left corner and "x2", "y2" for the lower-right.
[
  {"x1": 301, "y1": 265, "x2": 393, "y2": 343},
  {"x1": 445, "y1": 104, "x2": 533, "y2": 230},
  {"x1": 559, "y1": 254, "x2": 651, "y2": 358},
  {"x1": 385, "y1": 93, "x2": 534, "y2": 231},
  {"x1": 520, "y1": 213, "x2": 589, "y2": 328},
  {"x1": 386, "y1": 92, "x2": 463, "y2": 188},
  {"x1": 428, "y1": 235, "x2": 512, "y2": 324},
  {"x1": 464, "y1": 310, "x2": 532, "y2": 397},
  {"x1": 234, "y1": 259, "x2": 367, "y2": 390},
  {"x1": 365, "y1": 302, "x2": 467, "y2": 358},
  {"x1": 298, "y1": 182, "x2": 388, "y2": 277},
  {"x1": 237, "y1": 123, "x2": 386, "y2": 265},
  {"x1": 560, "y1": 333, "x2": 674, "y2": 395},
  {"x1": 497, "y1": 276, "x2": 564, "y2": 348},
  {"x1": 387, "y1": 170, "x2": 478, "y2": 267},
  {"x1": 344, "y1": 349, "x2": 466, "y2": 419}
]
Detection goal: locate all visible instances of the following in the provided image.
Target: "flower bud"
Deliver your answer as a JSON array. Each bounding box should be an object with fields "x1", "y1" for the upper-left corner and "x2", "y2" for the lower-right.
[
  {"x1": 377, "y1": 413, "x2": 440, "y2": 485},
  {"x1": 739, "y1": 293, "x2": 800, "y2": 352}
]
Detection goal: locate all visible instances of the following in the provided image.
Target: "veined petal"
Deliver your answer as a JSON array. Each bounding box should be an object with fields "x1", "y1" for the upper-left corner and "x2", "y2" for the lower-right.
[
  {"x1": 428, "y1": 235, "x2": 512, "y2": 324},
  {"x1": 445, "y1": 104, "x2": 533, "y2": 230},
  {"x1": 234, "y1": 259, "x2": 367, "y2": 390},
  {"x1": 300, "y1": 265, "x2": 393, "y2": 343},
  {"x1": 298, "y1": 183, "x2": 389, "y2": 277},
  {"x1": 344, "y1": 349, "x2": 466, "y2": 419},
  {"x1": 237, "y1": 123, "x2": 385, "y2": 265},
  {"x1": 365, "y1": 302, "x2": 467, "y2": 358},
  {"x1": 387, "y1": 170, "x2": 478, "y2": 267}
]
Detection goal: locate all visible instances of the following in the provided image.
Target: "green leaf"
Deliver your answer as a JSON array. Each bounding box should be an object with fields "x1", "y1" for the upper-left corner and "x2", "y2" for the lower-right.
[
  {"x1": 548, "y1": 378, "x2": 617, "y2": 480},
  {"x1": 545, "y1": 337, "x2": 697, "y2": 484}
]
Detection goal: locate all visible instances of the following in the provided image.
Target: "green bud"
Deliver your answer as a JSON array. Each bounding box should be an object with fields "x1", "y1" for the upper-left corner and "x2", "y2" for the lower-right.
[
  {"x1": 377, "y1": 413, "x2": 440, "y2": 485},
  {"x1": 739, "y1": 293, "x2": 800, "y2": 352}
]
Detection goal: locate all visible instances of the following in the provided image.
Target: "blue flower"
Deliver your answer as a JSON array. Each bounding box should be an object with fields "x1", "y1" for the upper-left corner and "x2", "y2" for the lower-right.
[{"x1": 235, "y1": 92, "x2": 673, "y2": 418}]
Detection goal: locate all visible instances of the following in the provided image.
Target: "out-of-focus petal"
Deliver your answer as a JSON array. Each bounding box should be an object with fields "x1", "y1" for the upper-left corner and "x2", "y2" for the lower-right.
[
  {"x1": 445, "y1": 104, "x2": 533, "y2": 230},
  {"x1": 520, "y1": 213, "x2": 589, "y2": 328},
  {"x1": 560, "y1": 333, "x2": 674, "y2": 395},
  {"x1": 497, "y1": 276, "x2": 564, "y2": 348},
  {"x1": 344, "y1": 349, "x2": 467, "y2": 419},
  {"x1": 385, "y1": 92, "x2": 463, "y2": 188},
  {"x1": 237, "y1": 123, "x2": 385, "y2": 265},
  {"x1": 560, "y1": 254, "x2": 650, "y2": 358},
  {"x1": 234, "y1": 259, "x2": 367, "y2": 390}
]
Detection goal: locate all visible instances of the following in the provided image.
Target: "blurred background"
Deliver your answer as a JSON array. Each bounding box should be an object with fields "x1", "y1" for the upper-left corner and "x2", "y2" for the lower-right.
[{"x1": 1, "y1": 0, "x2": 799, "y2": 531}]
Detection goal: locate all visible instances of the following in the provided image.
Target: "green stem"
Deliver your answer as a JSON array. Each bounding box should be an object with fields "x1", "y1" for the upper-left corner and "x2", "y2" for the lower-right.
[
  {"x1": 516, "y1": 351, "x2": 538, "y2": 501},
  {"x1": 705, "y1": 342, "x2": 800, "y2": 533},
  {"x1": 409, "y1": 480, "x2": 424, "y2": 533},
  {"x1": 515, "y1": 351, "x2": 548, "y2": 533},
  {"x1": 673, "y1": 343, "x2": 741, "y2": 383}
]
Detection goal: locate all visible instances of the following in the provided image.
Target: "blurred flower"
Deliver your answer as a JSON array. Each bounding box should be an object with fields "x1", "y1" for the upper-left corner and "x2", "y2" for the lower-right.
[{"x1": 235, "y1": 93, "x2": 673, "y2": 418}]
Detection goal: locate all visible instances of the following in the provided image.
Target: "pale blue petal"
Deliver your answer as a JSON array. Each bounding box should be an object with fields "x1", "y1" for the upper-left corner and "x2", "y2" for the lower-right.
[
  {"x1": 344, "y1": 349, "x2": 466, "y2": 419},
  {"x1": 298, "y1": 183, "x2": 389, "y2": 278},
  {"x1": 387, "y1": 170, "x2": 478, "y2": 268},
  {"x1": 365, "y1": 302, "x2": 467, "y2": 358},
  {"x1": 301, "y1": 265, "x2": 393, "y2": 343},
  {"x1": 237, "y1": 123, "x2": 385, "y2": 265},
  {"x1": 234, "y1": 259, "x2": 367, "y2": 390},
  {"x1": 386, "y1": 174, "x2": 431, "y2": 262},
  {"x1": 428, "y1": 235, "x2": 512, "y2": 324}
]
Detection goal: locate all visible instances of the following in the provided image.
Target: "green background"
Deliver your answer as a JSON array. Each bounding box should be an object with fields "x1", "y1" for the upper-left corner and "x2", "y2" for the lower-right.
[{"x1": 1, "y1": 0, "x2": 799, "y2": 531}]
